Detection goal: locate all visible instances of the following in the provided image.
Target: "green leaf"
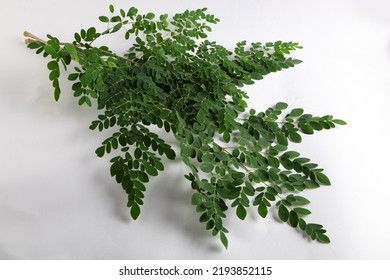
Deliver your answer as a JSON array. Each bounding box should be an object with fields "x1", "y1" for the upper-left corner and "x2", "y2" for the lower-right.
[
  {"x1": 110, "y1": 16, "x2": 122, "y2": 22},
  {"x1": 282, "y1": 151, "x2": 300, "y2": 159},
  {"x1": 258, "y1": 203, "x2": 268, "y2": 218},
  {"x1": 164, "y1": 148, "x2": 176, "y2": 160},
  {"x1": 333, "y1": 119, "x2": 347, "y2": 125},
  {"x1": 222, "y1": 131, "x2": 230, "y2": 142},
  {"x1": 202, "y1": 154, "x2": 214, "y2": 163},
  {"x1": 127, "y1": 7, "x2": 138, "y2": 17},
  {"x1": 206, "y1": 220, "x2": 214, "y2": 230},
  {"x1": 86, "y1": 27, "x2": 96, "y2": 39},
  {"x1": 215, "y1": 152, "x2": 229, "y2": 161},
  {"x1": 145, "y1": 12, "x2": 155, "y2": 20},
  {"x1": 289, "y1": 108, "x2": 304, "y2": 117},
  {"x1": 198, "y1": 181, "x2": 213, "y2": 192},
  {"x1": 257, "y1": 170, "x2": 269, "y2": 181},
  {"x1": 268, "y1": 156, "x2": 279, "y2": 168},
  {"x1": 49, "y1": 69, "x2": 59, "y2": 81},
  {"x1": 144, "y1": 164, "x2": 158, "y2": 176},
  {"x1": 78, "y1": 96, "x2": 86, "y2": 106},
  {"x1": 275, "y1": 102, "x2": 288, "y2": 110},
  {"x1": 309, "y1": 121, "x2": 323, "y2": 131},
  {"x1": 54, "y1": 87, "x2": 60, "y2": 102},
  {"x1": 64, "y1": 43, "x2": 78, "y2": 61},
  {"x1": 109, "y1": 4, "x2": 114, "y2": 13},
  {"x1": 130, "y1": 204, "x2": 141, "y2": 220},
  {"x1": 111, "y1": 23, "x2": 123, "y2": 33},
  {"x1": 250, "y1": 72, "x2": 263, "y2": 80},
  {"x1": 84, "y1": 96, "x2": 92, "y2": 107},
  {"x1": 300, "y1": 124, "x2": 314, "y2": 135},
  {"x1": 73, "y1": 32, "x2": 81, "y2": 42},
  {"x1": 232, "y1": 148, "x2": 239, "y2": 158},
  {"x1": 47, "y1": 60, "x2": 58, "y2": 70},
  {"x1": 276, "y1": 133, "x2": 288, "y2": 146},
  {"x1": 291, "y1": 195, "x2": 310, "y2": 205},
  {"x1": 289, "y1": 131, "x2": 302, "y2": 143},
  {"x1": 307, "y1": 223, "x2": 323, "y2": 229},
  {"x1": 298, "y1": 218, "x2": 306, "y2": 230},
  {"x1": 293, "y1": 207, "x2": 311, "y2": 215},
  {"x1": 280, "y1": 158, "x2": 293, "y2": 170},
  {"x1": 138, "y1": 172, "x2": 149, "y2": 183},
  {"x1": 220, "y1": 232, "x2": 228, "y2": 249},
  {"x1": 273, "y1": 144, "x2": 287, "y2": 152},
  {"x1": 95, "y1": 146, "x2": 105, "y2": 157},
  {"x1": 199, "y1": 212, "x2": 210, "y2": 223},
  {"x1": 27, "y1": 42, "x2": 42, "y2": 49},
  {"x1": 44, "y1": 45, "x2": 58, "y2": 57},
  {"x1": 99, "y1": 16, "x2": 109, "y2": 23},
  {"x1": 159, "y1": 13, "x2": 167, "y2": 21},
  {"x1": 200, "y1": 162, "x2": 214, "y2": 173},
  {"x1": 278, "y1": 204, "x2": 289, "y2": 222},
  {"x1": 294, "y1": 157, "x2": 310, "y2": 164},
  {"x1": 315, "y1": 172, "x2": 331, "y2": 186},
  {"x1": 236, "y1": 204, "x2": 247, "y2": 220},
  {"x1": 291, "y1": 59, "x2": 303, "y2": 64},
  {"x1": 289, "y1": 210, "x2": 299, "y2": 227},
  {"x1": 304, "y1": 180, "x2": 320, "y2": 189},
  {"x1": 317, "y1": 233, "x2": 331, "y2": 243},
  {"x1": 68, "y1": 73, "x2": 79, "y2": 81},
  {"x1": 191, "y1": 193, "x2": 203, "y2": 205}
]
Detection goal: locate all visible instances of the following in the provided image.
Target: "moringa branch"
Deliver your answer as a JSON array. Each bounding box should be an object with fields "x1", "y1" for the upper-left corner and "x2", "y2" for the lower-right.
[{"x1": 24, "y1": 4, "x2": 345, "y2": 248}]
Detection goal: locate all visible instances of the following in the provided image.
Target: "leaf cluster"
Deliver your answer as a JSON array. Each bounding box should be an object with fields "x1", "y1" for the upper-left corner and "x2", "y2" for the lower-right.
[{"x1": 26, "y1": 5, "x2": 345, "y2": 248}]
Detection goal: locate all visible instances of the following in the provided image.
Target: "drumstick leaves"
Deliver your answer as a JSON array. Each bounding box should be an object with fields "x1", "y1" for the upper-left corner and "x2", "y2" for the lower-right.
[{"x1": 25, "y1": 5, "x2": 345, "y2": 249}]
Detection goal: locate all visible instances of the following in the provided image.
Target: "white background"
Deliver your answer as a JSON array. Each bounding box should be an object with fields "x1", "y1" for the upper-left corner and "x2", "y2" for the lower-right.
[{"x1": 0, "y1": 0, "x2": 389, "y2": 259}]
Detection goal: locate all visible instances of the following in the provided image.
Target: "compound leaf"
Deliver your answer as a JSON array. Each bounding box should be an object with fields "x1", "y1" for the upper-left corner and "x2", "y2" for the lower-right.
[{"x1": 25, "y1": 4, "x2": 344, "y2": 249}]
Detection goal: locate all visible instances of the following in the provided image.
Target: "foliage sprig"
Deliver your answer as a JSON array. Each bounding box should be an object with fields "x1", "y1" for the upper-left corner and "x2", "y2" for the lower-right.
[{"x1": 25, "y1": 5, "x2": 345, "y2": 248}]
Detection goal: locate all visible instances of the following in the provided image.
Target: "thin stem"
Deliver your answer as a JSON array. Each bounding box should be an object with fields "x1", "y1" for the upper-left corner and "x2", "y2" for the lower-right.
[
  {"x1": 23, "y1": 31, "x2": 136, "y2": 64},
  {"x1": 213, "y1": 141, "x2": 250, "y2": 172},
  {"x1": 218, "y1": 146, "x2": 236, "y2": 149},
  {"x1": 23, "y1": 31, "x2": 46, "y2": 44}
]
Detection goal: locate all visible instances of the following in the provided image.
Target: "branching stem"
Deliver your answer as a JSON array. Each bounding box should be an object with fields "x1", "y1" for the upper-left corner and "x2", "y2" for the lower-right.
[{"x1": 23, "y1": 31, "x2": 135, "y2": 64}]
